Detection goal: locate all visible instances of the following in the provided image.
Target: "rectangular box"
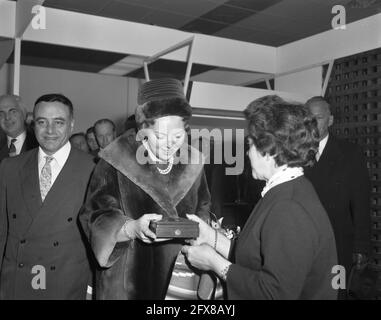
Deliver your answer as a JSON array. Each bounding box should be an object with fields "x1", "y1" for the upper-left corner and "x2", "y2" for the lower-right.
[{"x1": 149, "y1": 217, "x2": 199, "y2": 239}]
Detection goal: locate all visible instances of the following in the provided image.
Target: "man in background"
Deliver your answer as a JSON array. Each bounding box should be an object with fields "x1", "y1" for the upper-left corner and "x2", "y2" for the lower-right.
[
  {"x1": 93, "y1": 118, "x2": 116, "y2": 149},
  {"x1": 85, "y1": 126, "x2": 99, "y2": 157},
  {"x1": 304, "y1": 96, "x2": 371, "y2": 299},
  {"x1": 0, "y1": 93, "x2": 94, "y2": 299},
  {"x1": 124, "y1": 115, "x2": 137, "y2": 147},
  {"x1": 70, "y1": 132, "x2": 90, "y2": 153},
  {"x1": 0, "y1": 94, "x2": 38, "y2": 162}
]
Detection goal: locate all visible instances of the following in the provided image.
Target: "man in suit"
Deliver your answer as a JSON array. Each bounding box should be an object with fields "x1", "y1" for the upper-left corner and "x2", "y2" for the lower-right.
[
  {"x1": 304, "y1": 96, "x2": 371, "y2": 299},
  {"x1": 0, "y1": 93, "x2": 95, "y2": 299},
  {"x1": 93, "y1": 118, "x2": 116, "y2": 149},
  {"x1": 0, "y1": 94, "x2": 38, "y2": 162}
]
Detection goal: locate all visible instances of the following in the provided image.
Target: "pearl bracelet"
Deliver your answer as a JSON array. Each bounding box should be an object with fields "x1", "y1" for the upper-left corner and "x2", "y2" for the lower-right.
[
  {"x1": 214, "y1": 229, "x2": 218, "y2": 250},
  {"x1": 220, "y1": 263, "x2": 231, "y2": 281}
]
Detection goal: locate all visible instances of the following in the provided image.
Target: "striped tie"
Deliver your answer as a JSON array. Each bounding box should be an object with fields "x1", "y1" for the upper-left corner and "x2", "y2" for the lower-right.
[
  {"x1": 40, "y1": 156, "x2": 54, "y2": 202},
  {"x1": 8, "y1": 138, "x2": 17, "y2": 157}
]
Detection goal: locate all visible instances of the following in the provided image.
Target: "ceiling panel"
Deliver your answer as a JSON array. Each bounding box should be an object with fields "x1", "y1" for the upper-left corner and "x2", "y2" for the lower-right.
[
  {"x1": 181, "y1": 18, "x2": 228, "y2": 34},
  {"x1": 119, "y1": 0, "x2": 224, "y2": 16},
  {"x1": 44, "y1": 0, "x2": 112, "y2": 14},
  {"x1": 191, "y1": 68, "x2": 266, "y2": 86},
  {"x1": 8, "y1": 41, "x2": 127, "y2": 74},
  {"x1": 200, "y1": 4, "x2": 252, "y2": 24},
  {"x1": 263, "y1": 0, "x2": 329, "y2": 23},
  {"x1": 215, "y1": 25, "x2": 294, "y2": 46},
  {"x1": 126, "y1": 59, "x2": 215, "y2": 80},
  {"x1": 142, "y1": 11, "x2": 194, "y2": 29},
  {"x1": 346, "y1": 6, "x2": 381, "y2": 23},
  {"x1": 8, "y1": 0, "x2": 380, "y2": 50},
  {"x1": 234, "y1": 12, "x2": 322, "y2": 38},
  {"x1": 225, "y1": 0, "x2": 283, "y2": 11},
  {"x1": 98, "y1": 1, "x2": 153, "y2": 22}
]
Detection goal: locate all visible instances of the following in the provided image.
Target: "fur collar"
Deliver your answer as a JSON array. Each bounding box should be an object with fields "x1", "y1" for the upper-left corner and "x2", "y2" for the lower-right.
[{"x1": 99, "y1": 133, "x2": 205, "y2": 218}]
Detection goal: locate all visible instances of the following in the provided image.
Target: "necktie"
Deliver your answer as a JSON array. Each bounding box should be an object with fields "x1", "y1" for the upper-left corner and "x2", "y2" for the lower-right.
[
  {"x1": 8, "y1": 138, "x2": 17, "y2": 157},
  {"x1": 40, "y1": 156, "x2": 54, "y2": 202}
]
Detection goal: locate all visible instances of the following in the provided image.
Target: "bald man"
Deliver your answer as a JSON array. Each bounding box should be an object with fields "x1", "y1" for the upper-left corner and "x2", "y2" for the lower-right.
[
  {"x1": 304, "y1": 96, "x2": 371, "y2": 299},
  {"x1": 0, "y1": 94, "x2": 38, "y2": 162}
]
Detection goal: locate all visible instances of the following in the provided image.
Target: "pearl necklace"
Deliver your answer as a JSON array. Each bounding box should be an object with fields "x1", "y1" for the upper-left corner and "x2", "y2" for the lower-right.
[
  {"x1": 142, "y1": 140, "x2": 174, "y2": 175},
  {"x1": 157, "y1": 161, "x2": 173, "y2": 175}
]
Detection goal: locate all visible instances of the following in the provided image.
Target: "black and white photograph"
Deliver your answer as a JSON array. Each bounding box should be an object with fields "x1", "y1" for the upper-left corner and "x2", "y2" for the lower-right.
[{"x1": 0, "y1": 0, "x2": 381, "y2": 308}]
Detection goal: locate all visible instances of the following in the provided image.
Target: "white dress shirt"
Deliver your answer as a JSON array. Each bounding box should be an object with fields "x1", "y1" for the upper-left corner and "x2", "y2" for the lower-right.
[
  {"x1": 38, "y1": 141, "x2": 71, "y2": 186},
  {"x1": 317, "y1": 134, "x2": 329, "y2": 161},
  {"x1": 7, "y1": 131, "x2": 26, "y2": 155}
]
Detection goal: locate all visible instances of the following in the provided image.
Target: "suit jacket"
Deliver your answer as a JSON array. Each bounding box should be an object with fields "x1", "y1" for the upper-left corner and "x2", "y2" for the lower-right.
[
  {"x1": 226, "y1": 176, "x2": 338, "y2": 300},
  {"x1": 0, "y1": 147, "x2": 95, "y2": 299},
  {"x1": 304, "y1": 136, "x2": 371, "y2": 274},
  {"x1": 0, "y1": 129, "x2": 39, "y2": 163},
  {"x1": 79, "y1": 133, "x2": 211, "y2": 299}
]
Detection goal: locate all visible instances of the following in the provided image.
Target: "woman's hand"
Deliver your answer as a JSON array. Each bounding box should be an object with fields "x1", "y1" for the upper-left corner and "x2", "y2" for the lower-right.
[
  {"x1": 123, "y1": 214, "x2": 163, "y2": 243},
  {"x1": 181, "y1": 244, "x2": 217, "y2": 271},
  {"x1": 182, "y1": 244, "x2": 232, "y2": 280},
  {"x1": 185, "y1": 214, "x2": 215, "y2": 247}
]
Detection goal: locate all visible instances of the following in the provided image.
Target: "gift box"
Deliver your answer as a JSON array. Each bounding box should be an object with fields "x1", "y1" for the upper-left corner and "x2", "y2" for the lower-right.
[{"x1": 149, "y1": 217, "x2": 199, "y2": 238}]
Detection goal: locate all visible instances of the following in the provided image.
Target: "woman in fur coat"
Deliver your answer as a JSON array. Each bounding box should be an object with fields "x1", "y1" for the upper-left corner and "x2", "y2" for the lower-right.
[{"x1": 80, "y1": 79, "x2": 211, "y2": 299}]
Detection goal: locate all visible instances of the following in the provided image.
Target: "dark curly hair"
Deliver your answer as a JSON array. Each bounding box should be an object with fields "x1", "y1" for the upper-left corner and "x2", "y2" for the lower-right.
[{"x1": 244, "y1": 100, "x2": 319, "y2": 168}]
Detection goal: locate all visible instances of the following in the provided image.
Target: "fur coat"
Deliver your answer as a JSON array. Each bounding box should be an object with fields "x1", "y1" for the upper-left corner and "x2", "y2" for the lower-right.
[{"x1": 79, "y1": 134, "x2": 211, "y2": 299}]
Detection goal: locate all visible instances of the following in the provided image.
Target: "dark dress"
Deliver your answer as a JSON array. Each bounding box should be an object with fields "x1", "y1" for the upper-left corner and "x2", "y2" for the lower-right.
[
  {"x1": 80, "y1": 134, "x2": 211, "y2": 299},
  {"x1": 226, "y1": 176, "x2": 338, "y2": 300}
]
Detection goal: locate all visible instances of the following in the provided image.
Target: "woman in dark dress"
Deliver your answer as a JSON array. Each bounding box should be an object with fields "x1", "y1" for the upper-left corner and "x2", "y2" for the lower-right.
[
  {"x1": 80, "y1": 79, "x2": 212, "y2": 299},
  {"x1": 182, "y1": 98, "x2": 338, "y2": 300}
]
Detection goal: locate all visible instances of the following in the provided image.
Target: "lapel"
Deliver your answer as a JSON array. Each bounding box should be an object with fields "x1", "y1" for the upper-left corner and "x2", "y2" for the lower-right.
[
  {"x1": 100, "y1": 133, "x2": 205, "y2": 218},
  {"x1": 0, "y1": 142, "x2": 8, "y2": 162},
  {"x1": 20, "y1": 137, "x2": 27, "y2": 153},
  {"x1": 23, "y1": 148, "x2": 82, "y2": 233},
  {"x1": 39, "y1": 148, "x2": 80, "y2": 211},
  {"x1": 315, "y1": 136, "x2": 341, "y2": 172},
  {"x1": 306, "y1": 136, "x2": 340, "y2": 180},
  {"x1": 20, "y1": 149, "x2": 42, "y2": 220}
]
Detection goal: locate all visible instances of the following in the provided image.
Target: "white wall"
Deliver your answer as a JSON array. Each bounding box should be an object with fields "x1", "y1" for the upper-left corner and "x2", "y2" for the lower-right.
[
  {"x1": 4, "y1": 64, "x2": 141, "y2": 134},
  {"x1": 189, "y1": 81, "x2": 314, "y2": 112},
  {"x1": 274, "y1": 67, "x2": 323, "y2": 98}
]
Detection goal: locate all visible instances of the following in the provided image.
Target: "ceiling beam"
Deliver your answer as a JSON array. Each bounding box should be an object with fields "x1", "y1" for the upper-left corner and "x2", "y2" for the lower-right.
[
  {"x1": 277, "y1": 13, "x2": 381, "y2": 74},
  {"x1": 16, "y1": 5, "x2": 276, "y2": 74},
  {"x1": 16, "y1": 0, "x2": 46, "y2": 38}
]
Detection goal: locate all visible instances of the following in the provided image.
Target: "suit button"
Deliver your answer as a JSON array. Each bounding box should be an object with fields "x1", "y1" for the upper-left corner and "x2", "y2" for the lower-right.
[
  {"x1": 67, "y1": 217, "x2": 73, "y2": 222},
  {"x1": 20, "y1": 239, "x2": 26, "y2": 244},
  {"x1": 50, "y1": 266, "x2": 56, "y2": 271},
  {"x1": 12, "y1": 214, "x2": 16, "y2": 219},
  {"x1": 53, "y1": 241, "x2": 59, "y2": 247},
  {"x1": 18, "y1": 263, "x2": 24, "y2": 268}
]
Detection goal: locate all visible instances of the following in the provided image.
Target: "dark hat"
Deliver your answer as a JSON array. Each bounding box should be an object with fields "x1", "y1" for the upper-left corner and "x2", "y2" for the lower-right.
[
  {"x1": 135, "y1": 78, "x2": 192, "y2": 126},
  {"x1": 124, "y1": 114, "x2": 137, "y2": 132}
]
